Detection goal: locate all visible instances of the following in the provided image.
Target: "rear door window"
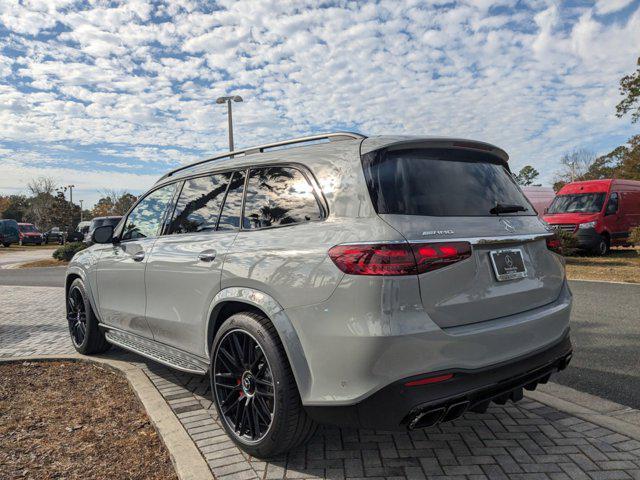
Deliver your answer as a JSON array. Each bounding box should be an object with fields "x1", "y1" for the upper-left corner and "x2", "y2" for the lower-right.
[
  {"x1": 362, "y1": 148, "x2": 535, "y2": 216},
  {"x1": 243, "y1": 166, "x2": 323, "y2": 229},
  {"x1": 169, "y1": 173, "x2": 232, "y2": 234}
]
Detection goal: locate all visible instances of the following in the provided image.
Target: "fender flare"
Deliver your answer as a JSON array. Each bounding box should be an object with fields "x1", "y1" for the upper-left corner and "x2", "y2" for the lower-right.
[
  {"x1": 205, "y1": 287, "x2": 313, "y2": 402},
  {"x1": 65, "y1": 266, "x2": 102, "y2": 323}
]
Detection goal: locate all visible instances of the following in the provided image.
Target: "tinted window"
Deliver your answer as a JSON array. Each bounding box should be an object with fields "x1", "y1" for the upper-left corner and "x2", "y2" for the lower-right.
[
  {"x1": 121, "y1": 184, "x2": 175, "y2": 241},
  {"x1": 217, "y1": 171, "x2": 246, "y2": 231},
  {"x1": 243, "y1": 167, "x2": 323, "y2": 229},
  {"x1": 547, "y1": 193, "x2": 606, "y2": 214},
  {"x1": 606, "y1": 193, "x2": 619, "y2": 215},
  {"x1": 169, "y1": 173, "x2": 231, "y2": 234},
  {"x1": 362, "y1": 148, "x2": 534, "y2": 216}
]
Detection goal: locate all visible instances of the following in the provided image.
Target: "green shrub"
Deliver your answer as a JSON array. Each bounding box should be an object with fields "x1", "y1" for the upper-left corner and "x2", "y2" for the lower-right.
[
  {"x1": 555, "y1": 229, "x2": 580, "y2": 256},
  {"x1": 630, "y1": 226, "x2": 640, "y2": 246},
  {"x1": 52, "y1": 242, "x2": 87, "y2": 262}
]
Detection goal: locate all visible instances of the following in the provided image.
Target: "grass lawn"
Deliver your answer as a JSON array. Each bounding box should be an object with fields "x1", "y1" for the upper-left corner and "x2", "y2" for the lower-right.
[
  {"x1": 565, "y1": 246, "x2": 640, "y2": 283},
  {"x1": 0, "y1": 361, "x2": 177, "y2": 480},
  {"x1": 18, "y1": 258, "x2": 68, "y2": 268}
]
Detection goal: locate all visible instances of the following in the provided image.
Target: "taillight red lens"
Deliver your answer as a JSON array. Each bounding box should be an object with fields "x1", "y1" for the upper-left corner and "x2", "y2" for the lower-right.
[
  {"x1": 412, "y1": 242, "x2": 471, "y2": 273},
  {"x1": 328, "y1": 242, "x2": 472, "y2": 276},
  {"x1": 546, "y1": 235, "x2": 562, "y2": 255},
  {"x1": 327, "y1": 243, "x2": 417, "y2": 275}
]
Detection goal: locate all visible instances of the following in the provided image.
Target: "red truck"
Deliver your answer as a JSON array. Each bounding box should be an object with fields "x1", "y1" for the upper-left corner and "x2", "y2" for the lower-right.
[{"x1": 543, "y1": 179, "x2": 640, "y2": 255}]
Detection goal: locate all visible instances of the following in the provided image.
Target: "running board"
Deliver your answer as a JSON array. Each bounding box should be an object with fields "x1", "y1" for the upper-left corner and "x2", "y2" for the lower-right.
[{"x1": 104, "y1": 328, "x2": 208, "y2": 375}]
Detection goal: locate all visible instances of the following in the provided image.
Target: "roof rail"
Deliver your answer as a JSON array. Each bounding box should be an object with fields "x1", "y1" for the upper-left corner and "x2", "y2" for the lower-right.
[{"x1": 159, "y1": 131, "x2": 365, "y2": 181}]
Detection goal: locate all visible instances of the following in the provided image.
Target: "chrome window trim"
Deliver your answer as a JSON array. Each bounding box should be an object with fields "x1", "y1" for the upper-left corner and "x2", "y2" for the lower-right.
[{"x1": 336, "y1": 233, "x2": 553, "y2": 247}]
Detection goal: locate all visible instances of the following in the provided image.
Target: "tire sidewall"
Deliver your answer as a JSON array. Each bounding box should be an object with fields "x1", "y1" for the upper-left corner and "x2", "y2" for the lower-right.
[
  {"x1": 68, "y1": 279, "x2": 96, "y2": 354},
  {"x1": 596, "y1": 236, "x2": 609, "y2": 256},
  {"x1": 210, "y1": 313, "x2": 292, "y2": 456}
]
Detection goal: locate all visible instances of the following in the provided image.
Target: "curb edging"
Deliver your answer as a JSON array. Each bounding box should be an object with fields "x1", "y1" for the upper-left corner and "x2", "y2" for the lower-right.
[
  {"x1": 528, "y1": 381, "x2": 640, "y2": 441},
  {"x1": 0, "y1": 354, "x2": 214, "y2": 480}
]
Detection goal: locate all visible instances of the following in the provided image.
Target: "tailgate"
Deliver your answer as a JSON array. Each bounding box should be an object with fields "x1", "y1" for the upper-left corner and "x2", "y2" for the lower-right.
[{"x1": 381, "y1": 214, "x2": 564, "y2": 328}]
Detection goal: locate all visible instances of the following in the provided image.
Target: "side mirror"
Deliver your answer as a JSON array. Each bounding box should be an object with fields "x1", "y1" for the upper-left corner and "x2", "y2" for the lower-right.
[{"x1": 92, "y1": 225, "x2": 115, "y2": 244}]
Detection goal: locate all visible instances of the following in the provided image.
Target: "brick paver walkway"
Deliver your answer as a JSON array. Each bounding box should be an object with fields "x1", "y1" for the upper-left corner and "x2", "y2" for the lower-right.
[{"x1": 2, "y1": 285, "x2": 640, "y2": 480}]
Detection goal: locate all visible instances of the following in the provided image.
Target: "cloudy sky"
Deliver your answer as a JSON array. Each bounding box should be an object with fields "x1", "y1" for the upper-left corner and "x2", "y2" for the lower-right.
[{"x1": 1, "y1": 0, "x2": 639, "y2": 207}]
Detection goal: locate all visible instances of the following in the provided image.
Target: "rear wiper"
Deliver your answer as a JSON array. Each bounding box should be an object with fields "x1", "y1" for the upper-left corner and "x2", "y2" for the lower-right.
[{"x1": 490, "y1": 203, "x2": 527, "y2": 215}]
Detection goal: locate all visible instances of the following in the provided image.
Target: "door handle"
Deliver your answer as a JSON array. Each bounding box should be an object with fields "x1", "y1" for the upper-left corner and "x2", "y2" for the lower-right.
[
  {"x1": 198, "y1": 250, "x2": 217, "y2": 262},
  {"x1": 132, "y1": 251, "x2": 145, "y2": 262}
]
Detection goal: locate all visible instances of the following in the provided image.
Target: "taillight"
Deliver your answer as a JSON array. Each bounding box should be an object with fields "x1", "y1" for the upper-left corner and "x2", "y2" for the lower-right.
[
  {"x1": 412, "y1": 242, "x2": 472, "y2": 273},
  {"x1": 328, "y1": 242, "x2": 471, "y2": 276},
  {"x1": 546, "y1": 235, "x2": 562, "y2": 255}
]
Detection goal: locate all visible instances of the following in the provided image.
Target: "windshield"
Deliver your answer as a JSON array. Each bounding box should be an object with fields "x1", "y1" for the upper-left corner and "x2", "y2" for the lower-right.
[
  {"x1": 362, "y1": 148, "x2": 535, "y2": 216},
  {"x1": 547, "y1": 193, "x2": 606, "y2": 214},
  {"x1": 19, "y1": 224, "x2": 37, "y2": 232}
]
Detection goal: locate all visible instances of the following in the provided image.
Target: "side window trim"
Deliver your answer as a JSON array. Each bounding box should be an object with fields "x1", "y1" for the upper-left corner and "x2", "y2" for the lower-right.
[
  {"x1": 118, "y1": 182, "x2": 178, "y2": 243},
  {"x1": 240, "y1": 164, "x2": 326, "y2": 232},
  {"x1": 160, "y1": 180, "x2": 185, "y2": 236},
  {"x1": 214, "y1": 170, "x2": 242, "y2": 231}
]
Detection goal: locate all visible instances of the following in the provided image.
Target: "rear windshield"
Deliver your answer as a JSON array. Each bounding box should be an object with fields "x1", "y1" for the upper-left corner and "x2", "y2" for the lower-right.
[
  {"x1": 547, "y1": 193, "x2": 606, "y2": 214},
  {"x1": 362, "y1": 148, "x2": 535, "y2": 216},
  {"x1": 19, "y1": 224, "x2": 37, "y2": 232}
]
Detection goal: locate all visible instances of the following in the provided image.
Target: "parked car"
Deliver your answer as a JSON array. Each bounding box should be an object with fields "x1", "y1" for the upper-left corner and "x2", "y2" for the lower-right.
[
  {"x1": 543, "y1": 179, "x2": 640, "y2": 255},
  {"x1": 522, "y1": 186, "x2": 556, "y2": 216},
  {"x1": 67, "y1": 221, "x2": 91, "y2": 243},
  {"x1": 84, "y1": 216, "x2": 122, "y2": 244},
  {"x1": 0, "y1": 219, "x2": 20, "y2": 247},
  {"x1": 44, "y1": 227, "x2": 65, "y2": 245},
  {"x1": 65, "y1": 133, "x2": 573, "y2": 457},
  {"x1": 18, "y1": 223, "x2": 44, "y2": 245}
]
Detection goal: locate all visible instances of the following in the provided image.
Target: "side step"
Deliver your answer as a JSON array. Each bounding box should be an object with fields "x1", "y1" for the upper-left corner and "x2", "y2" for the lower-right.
[{"x1": 104, "y1": 328, "x2": 208, "y2": 375}]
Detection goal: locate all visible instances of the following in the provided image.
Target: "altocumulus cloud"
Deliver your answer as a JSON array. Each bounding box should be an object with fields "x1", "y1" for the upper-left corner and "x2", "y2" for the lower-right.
[{"x1": 1, "y1": 0, "x2": 639, "y2": 205}]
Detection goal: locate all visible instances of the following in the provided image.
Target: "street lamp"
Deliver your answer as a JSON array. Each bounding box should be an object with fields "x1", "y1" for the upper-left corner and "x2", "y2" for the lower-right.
[{"x1": 216, "y1": 95, "x2": 243, "y2": 152}]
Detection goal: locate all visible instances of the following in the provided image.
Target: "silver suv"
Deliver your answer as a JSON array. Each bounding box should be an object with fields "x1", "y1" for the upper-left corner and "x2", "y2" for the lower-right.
[{"x1": 66, "y1": 132, "x2": 572, "y2": 457}]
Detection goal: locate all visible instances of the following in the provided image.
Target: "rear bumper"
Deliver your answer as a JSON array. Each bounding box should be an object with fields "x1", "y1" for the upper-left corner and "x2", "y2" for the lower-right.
[{"x1": 305, "y1": 331, "x2": 572, "y2": 430}]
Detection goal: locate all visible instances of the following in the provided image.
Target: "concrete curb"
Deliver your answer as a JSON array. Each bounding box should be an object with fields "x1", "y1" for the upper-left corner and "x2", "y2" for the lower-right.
[
  {"x1": 0, "y1": 354, "x2": 214, "y2": 480},
  {"x1": 528, "y1": 381, "x2": 640, "y2": 441}
]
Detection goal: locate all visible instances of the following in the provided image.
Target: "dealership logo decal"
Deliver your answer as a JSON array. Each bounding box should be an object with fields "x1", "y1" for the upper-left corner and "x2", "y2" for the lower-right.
[{"x1": 500, "y1": 219, "x2": 516, "y2": 233}]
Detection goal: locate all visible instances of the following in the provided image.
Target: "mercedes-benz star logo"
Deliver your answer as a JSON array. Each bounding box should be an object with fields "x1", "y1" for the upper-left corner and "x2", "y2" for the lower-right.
[{"x1": 504, "y1": 254, "x2": 514, "y2": 268}]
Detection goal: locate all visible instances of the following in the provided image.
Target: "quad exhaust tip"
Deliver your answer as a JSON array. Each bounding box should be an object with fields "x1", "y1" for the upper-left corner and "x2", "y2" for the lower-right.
[{"x1": 405, "y1": 351, "x2": 574, "y2": 431}]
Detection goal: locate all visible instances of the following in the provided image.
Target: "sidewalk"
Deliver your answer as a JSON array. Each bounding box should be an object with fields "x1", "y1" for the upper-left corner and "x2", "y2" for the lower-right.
[{"x1": 2, "y1": 285, "x2": 640, "y2": 480}]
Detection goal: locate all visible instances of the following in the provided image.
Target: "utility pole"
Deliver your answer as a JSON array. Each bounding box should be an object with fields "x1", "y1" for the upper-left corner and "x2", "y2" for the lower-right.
[
  {"x1": 79, "y1": 200, "x2": 83, "y2": 222},
  {"x1": 216, "y1": 95, "x2": 243, "y2": 151}
]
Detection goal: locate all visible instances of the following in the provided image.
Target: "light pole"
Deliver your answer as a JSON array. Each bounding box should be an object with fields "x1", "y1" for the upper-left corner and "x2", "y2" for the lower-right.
[
  {"x1": 216, "y1": 95, "x2": 243, "y2": 151},
  {"x1": 79, "y1": 200, "x2": 84, "y2": 222}
]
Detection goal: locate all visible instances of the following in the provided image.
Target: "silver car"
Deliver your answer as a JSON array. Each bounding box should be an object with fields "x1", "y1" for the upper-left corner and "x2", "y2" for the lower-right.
[{"x1": 65, "y1": 132, "x2": 572, "y2": 457}]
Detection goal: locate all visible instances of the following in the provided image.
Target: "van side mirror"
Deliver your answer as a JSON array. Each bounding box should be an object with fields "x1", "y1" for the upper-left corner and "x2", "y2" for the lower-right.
[{"x1": 92, "y1": 225, "x2": 115, "y2": 244}]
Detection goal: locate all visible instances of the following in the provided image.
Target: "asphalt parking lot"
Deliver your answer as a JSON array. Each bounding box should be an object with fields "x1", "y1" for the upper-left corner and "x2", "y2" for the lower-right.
[{"x1": 0, "y1": 257, "x2": 638, "y2": 410}]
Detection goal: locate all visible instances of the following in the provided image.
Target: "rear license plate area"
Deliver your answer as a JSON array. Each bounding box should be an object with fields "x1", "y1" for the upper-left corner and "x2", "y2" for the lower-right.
[{"x1": 489, "y1": 249, "x2": 526, "y2": 281}]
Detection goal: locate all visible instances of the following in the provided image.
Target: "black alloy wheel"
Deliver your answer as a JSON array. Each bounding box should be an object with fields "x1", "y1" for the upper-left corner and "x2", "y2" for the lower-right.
[
  {"x1": 67, "y1": 285, "x2": 87, "y2": 347},
  {"x1": 212, "y1": 329, "x2": 275, "y2": 443}
]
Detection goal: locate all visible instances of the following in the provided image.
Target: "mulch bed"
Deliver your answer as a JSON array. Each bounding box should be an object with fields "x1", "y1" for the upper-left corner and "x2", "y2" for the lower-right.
[{"x1": 0, "y1": 361, "x2": 178, "y2": 480}]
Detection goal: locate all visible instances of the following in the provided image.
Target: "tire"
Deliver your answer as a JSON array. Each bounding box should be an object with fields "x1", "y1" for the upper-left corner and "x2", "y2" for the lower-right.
[
  {"x1": 2, "y1": 243, "x2": 9, "y2": 248},
  {"x1": 594, "y1": 235, "x2": 610, "y2": 256},
  {"x1": 210, "y1": 312, "x2": 317, "y2": 458},
  {"x1": 66, "y1": 279, "x2": 111, "y2": 355}
]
